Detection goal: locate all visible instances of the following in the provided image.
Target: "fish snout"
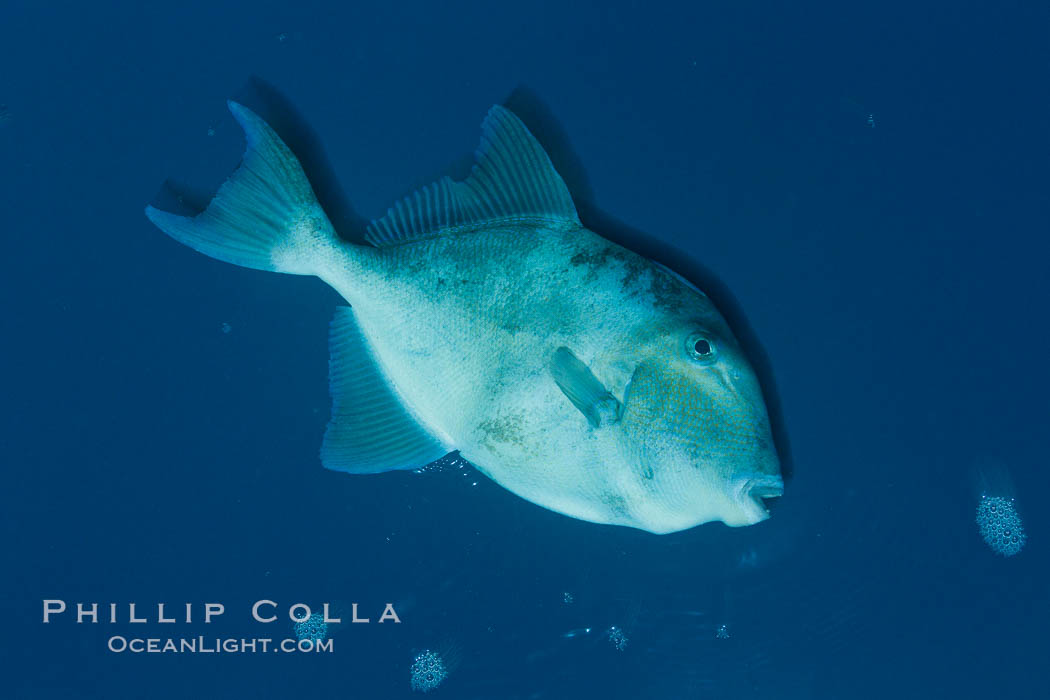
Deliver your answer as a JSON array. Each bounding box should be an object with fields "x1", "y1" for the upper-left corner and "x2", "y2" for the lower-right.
[{"x1": 731, "y1": 474, "x2": 785, "y2": 525}]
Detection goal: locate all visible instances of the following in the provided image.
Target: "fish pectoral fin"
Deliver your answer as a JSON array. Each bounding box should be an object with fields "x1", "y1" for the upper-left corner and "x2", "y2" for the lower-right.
[
  {"x1": 549, "y1": 347, "x2": 622, "y2": 429},
  {"x1": 322, "y1": 307, "x2": 450, "y2": 474}
]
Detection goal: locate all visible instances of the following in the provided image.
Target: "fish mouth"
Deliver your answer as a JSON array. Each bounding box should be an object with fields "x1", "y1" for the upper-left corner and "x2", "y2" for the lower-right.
[{"x1": 735, "y1": 475, "x2": 785, "y2": 523}]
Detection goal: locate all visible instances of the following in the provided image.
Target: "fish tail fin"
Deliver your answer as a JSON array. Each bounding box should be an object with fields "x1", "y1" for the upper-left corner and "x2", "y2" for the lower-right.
[{"x1": 145, "y1": 101, "x2": 342, "y2": 276}]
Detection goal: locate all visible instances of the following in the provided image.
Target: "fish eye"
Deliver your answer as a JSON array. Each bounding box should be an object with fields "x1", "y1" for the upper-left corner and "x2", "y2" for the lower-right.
[{"x1": 686, "y1": 333, "x2": 717, "y2": 363}]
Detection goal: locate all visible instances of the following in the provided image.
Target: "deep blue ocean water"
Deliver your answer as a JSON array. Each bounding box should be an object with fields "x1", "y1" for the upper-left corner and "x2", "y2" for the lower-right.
[{"x1": 3, "y1": 1, "x2": 1048, "y2": 698}]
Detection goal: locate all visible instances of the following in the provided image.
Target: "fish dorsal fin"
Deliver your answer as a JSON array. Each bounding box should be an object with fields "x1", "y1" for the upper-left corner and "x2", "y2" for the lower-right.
[
  {"x1": 550, "y1": 347, "x2": 622, "y2": 429},
  {"x1": 321, "y1": 307, "x2": 450, "y2": 473},
  {"x1": 365, "y1": 106, "x2": 580, "y2": 247}
]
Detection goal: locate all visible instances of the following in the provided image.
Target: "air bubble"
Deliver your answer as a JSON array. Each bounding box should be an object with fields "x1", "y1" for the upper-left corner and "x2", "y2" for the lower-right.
[
  {"x1": 410, "y1": 650, "x2": 448, "y2": 693},
  {"x1": 293, "y1": 612, "x2": 328, "y2": 642},
  {"x1": 976, "y1": 496, "x2": 1026, "y2": 557}
]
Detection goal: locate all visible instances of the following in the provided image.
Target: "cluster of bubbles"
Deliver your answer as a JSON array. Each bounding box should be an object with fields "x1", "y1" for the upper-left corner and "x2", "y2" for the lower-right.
[
  {"x1": 563, "y1": 591, "x2": 574, "y2": 605},
  {"x1": 410, "y1": 650, "x2": 448, "y2": 693},
  {"x1": 413, "y1": 454, "x2": 479, "y2": 486},
  {"x1": 976, "y1": 495, "x2": 1026, "y2": 557},
  {"x1": 606, "y1": 626, "x2": 628, "y2": 651},
  {"x1": 716, "y1": 624, "x2": 730, "y2": 640},
  {"x1": 293, "y1": 612, "x2": 328, "y2": 642}
]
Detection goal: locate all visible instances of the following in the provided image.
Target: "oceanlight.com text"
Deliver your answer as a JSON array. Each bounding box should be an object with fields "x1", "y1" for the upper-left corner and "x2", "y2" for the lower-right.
[{"x1": 106, "y1": 636, "x2": 333, "y2": 654}]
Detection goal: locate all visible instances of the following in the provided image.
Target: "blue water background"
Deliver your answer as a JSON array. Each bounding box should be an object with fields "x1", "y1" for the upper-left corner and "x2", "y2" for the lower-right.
[{"x1": 2, "y1": 1, "x2": 1047, "y2": 697}]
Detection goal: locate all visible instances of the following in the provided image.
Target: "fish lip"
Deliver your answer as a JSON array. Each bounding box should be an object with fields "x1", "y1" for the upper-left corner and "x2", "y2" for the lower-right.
[{"x1": 736, "y1": 475, "x2": 785, "y2": 522}]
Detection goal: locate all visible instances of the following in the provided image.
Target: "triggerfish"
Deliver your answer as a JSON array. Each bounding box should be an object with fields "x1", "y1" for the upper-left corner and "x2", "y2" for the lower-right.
[{"x1": 146, "y1": 101, "x2": 784, "y2": 533}]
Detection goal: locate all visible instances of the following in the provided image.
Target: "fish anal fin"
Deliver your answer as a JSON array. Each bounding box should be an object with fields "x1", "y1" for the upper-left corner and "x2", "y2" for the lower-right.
[{"x1": 322, "y1": 308, "x2": 450, "y2": 473}]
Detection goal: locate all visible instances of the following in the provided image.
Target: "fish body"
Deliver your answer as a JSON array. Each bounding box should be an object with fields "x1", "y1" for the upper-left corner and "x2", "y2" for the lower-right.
[{"x1": 146, "y1": 102, "x2": 783, "y2": 534}]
